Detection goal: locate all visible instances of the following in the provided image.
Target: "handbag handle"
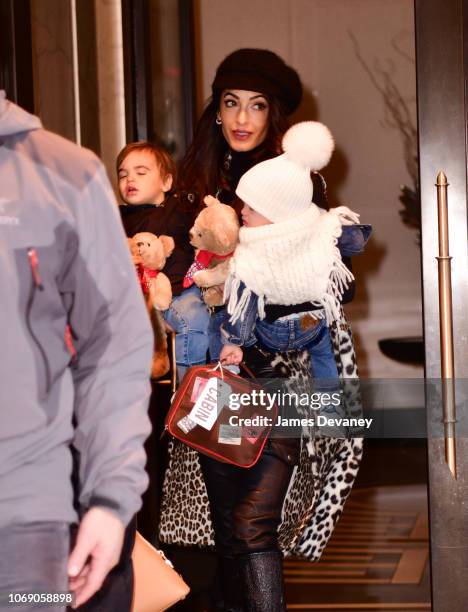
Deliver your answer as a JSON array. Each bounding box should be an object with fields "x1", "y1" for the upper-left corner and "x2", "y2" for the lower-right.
[
  {"x1": 239, "y1": 361, "x2": 256, "y2": 379},
  {"x1": 217, "y1": 359, "x2": 256, "y2": 379}
]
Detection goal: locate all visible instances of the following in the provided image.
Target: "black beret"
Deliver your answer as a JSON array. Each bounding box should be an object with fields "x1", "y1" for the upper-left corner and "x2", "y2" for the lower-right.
[{"x1": 211, "y1": 48, "x2": 303, "y2": 115}]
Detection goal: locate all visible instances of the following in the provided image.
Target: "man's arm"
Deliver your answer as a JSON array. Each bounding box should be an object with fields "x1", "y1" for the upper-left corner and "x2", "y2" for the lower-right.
[
  {"x1": 62, "y1": 160, "x2": 153, "y2": 605},
  {"x1": 67, "y1": 161, "x2": 153, "y2": 524}
]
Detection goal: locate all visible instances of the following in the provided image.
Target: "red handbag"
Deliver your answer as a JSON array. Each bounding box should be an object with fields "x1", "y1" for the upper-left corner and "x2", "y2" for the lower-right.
[{"x1": 165, "y1": 363, "x2": 278, "y2": 468}]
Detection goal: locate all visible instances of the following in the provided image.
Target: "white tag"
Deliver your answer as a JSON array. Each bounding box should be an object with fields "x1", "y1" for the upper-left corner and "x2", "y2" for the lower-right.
[
  {"x1": 188, "y1": 378, "x2": 222, "y2": 431},
  {"x1": 218, "y1": 423, "x2": 242, "y2": 445},
  {"x1": 177, "y1": 415, "x2": 197, "y2": 434},
  {"x1": 217, "y1": 379, "x2": 232, "y2": 409}
]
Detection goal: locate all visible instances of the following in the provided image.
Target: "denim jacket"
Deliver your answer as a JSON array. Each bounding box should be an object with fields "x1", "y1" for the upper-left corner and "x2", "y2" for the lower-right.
[
  {"x1": 337, "y1": 223, "x2": 372, "y2": 257},
  {"x1": 220, "y1": 223, "x2": 372, "y2": 347}
]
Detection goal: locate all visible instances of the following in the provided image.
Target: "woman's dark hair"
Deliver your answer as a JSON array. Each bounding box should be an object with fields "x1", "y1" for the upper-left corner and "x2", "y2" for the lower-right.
[{"x1": 178, "y1": 92, "x2": 289, "y2": 206}]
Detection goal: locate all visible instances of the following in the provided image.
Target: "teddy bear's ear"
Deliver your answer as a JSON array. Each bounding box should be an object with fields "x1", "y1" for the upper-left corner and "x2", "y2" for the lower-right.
[
  {"x1": 211, "y1": 224, "x2": 231, "y2": 250},
  {"x1": 159, "y1": 235, "x2": 175, "y2": 257},
  {"x1": 203, "y1": 195, "x2": 221, "y2": 208}
]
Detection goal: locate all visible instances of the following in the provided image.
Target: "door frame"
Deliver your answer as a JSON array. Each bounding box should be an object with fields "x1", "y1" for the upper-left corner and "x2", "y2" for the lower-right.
[{"x1": 415, "y1": 0, "x2": 468, "y2": 608}]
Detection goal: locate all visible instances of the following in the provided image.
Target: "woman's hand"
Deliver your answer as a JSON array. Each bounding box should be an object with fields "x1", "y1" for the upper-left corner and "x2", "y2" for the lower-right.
[{"x1": 220, "y1": 344, "x2": 243, "y2": 365}]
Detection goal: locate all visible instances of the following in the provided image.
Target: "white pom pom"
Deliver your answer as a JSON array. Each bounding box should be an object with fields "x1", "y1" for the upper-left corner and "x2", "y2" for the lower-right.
[{"x1": 282, "y1": 121, "x2": 334, "y2": 171}]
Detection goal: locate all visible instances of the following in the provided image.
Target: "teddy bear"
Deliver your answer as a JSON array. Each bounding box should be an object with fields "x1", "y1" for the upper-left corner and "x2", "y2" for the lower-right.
[
  {"x1": 183, "y1": 195, "x2": 240, "y2": 307},
  {"x1": 132, "y1": 232, "x2": 174, "y2": 311},
  {"x1": 128, "y1": 232, "x2": 175, "y2": 378}
]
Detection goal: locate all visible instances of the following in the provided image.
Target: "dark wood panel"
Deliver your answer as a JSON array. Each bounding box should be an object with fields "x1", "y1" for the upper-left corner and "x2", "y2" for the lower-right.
[
  {"x1": 121, "y1": 0, "x2": 153, "y2": 142},
  {"x1": 75, "y1": 0, "x2": 100, "y2": 155},
  {"x1": 0, "y1": 0, "x2": 33, "y2": 111},
  {"x1": 415, "y1": 0, "x2": 468, "y2": 609},
  {"x1": 178, "y1": 0, "x2": 196, "y2": 149}
]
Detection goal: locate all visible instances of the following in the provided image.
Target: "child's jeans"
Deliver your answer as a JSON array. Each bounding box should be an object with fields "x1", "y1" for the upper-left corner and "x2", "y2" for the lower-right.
[
  {"x1": 215, "y1": 305, "x2": 338, "y2": 388},
  {"x1": 208, "y1": 308, "x2": 234, "y2": 362},
  {"x1": 163, "y1": 284, "x2": 210, "y2": 379},
  {"x1": 254, "y1": 315, "x2": 338, "y2": 386}
]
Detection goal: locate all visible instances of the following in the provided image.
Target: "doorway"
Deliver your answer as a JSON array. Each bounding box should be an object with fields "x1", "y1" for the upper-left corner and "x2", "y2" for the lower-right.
[{"x1": 3, "y1": 0, "x2": 468, "y2": 609}]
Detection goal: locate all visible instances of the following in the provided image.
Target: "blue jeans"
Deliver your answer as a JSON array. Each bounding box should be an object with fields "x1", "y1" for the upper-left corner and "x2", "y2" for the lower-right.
[
  {"x1": 163, "y1": 284, "x2": 210, "y2": 379},
  {"x1": 0, "y1": 522, "x2": 69, "y2": 611},
  {"x1": 208, "y1": 308, "x2": 231, "y2": 362},
  {"x1": 255, "y1": 316, "x2": 338, "y2": 387}
]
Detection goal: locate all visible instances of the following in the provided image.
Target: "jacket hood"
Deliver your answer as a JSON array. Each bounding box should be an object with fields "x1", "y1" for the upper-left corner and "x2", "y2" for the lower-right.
[{"x1": 0, "y1": 90, "x2": 42, "y2": 137}]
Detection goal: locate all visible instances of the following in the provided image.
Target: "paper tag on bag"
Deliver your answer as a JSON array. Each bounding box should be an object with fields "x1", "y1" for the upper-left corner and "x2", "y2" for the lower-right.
[
  {"x1": 190, "y1": 376, "x2": 232, "y2": 406},
  {"x1": 217, "y1": 379, "x2": 233, "y2": 409},
  {"x1": 244, "y1": 427, "x2": 263, "y2": 444},
  {"x1": 188, "y1": 377, "x2": 233, "y2": 431},
  {"x1": 190, "y1": 376, "x2": 209, "y2": 402},
  {"x1": 218, "y1": 423, "x2": 242, "y2": 445},
  {"x1": 177, "y1": 415, "x2": 197, "y2": 434}
]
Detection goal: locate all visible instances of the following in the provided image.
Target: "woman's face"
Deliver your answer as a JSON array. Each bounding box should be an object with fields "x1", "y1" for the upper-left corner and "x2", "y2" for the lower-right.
[{"x1": 219, "y1": 89, "x2": 270, "y2": 152}]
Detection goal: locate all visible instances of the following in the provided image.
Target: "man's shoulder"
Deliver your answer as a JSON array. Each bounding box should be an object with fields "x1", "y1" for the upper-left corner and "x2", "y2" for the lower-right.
[{"x1": 24, "y1": 128, "x2": 103, "y2": 191}]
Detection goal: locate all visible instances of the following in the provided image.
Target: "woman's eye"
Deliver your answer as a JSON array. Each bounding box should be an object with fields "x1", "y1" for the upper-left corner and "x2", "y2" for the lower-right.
[
  {"x1": 224, "y1": 99, "x2": 236, "y2": 108},
  {"x1": 252, "y1": 102, "x2": 267, "y2": 111}
]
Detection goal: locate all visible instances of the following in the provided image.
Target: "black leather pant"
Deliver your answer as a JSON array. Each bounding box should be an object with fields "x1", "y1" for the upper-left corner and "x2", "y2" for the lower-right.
[{"x1": 199, "y1": 438, "x2": 299, "y2": 557}]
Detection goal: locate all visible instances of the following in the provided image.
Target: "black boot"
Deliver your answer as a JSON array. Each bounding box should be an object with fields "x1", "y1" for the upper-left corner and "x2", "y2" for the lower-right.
[
  {"x1": 239, "y1": 551, "x2": 286, "y2": 611},
  {"x1": 210, "y1": 556, "x2": 243, "y2": 612}
]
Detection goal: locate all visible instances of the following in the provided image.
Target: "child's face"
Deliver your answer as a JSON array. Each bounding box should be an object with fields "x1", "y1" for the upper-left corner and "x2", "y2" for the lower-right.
[
  {"x1": 241, "y1": 202, "x2": 272, "y2": 228},
  {"x1": 118, "y1": 150, "x2": 172, "y2": 205}
]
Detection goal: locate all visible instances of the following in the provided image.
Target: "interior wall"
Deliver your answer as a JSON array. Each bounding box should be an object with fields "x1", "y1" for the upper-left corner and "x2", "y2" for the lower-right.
[{"x1": 195, "y1": 0, "x2": 422, "y2": 380}]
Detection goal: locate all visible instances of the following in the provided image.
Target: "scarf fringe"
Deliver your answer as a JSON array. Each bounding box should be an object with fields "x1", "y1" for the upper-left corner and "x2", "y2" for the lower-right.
[
  {"x1": 309, "y1": 243, "x2": 354, "y2": 325},
  {"x1": 226, "y1": 274, "x2": 267, "y2": 324}
]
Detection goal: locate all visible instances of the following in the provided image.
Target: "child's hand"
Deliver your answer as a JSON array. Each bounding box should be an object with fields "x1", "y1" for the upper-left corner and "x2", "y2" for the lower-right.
[
  {"x1": 332, "y1": 206, "x2": 360, "y2": 225},
  {"x1": 220, "y1": 344, "x2": 243, "y2": 365}
]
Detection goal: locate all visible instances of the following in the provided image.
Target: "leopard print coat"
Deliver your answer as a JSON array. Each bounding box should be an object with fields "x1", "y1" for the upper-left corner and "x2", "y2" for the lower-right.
[{"x1": 159, "y1": 310, "x2": 363, "y2": 561}]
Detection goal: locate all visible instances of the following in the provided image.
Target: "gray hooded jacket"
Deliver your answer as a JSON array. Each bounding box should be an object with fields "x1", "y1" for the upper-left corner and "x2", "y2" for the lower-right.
[{"x1": 0, "y1": 92, "x2": 153, "y2": 527}]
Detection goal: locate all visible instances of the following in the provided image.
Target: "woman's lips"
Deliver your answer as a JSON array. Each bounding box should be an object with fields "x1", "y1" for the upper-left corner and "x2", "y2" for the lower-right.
[{"x1": 232, "y1": 130, "x2": 252, "y2": 141}]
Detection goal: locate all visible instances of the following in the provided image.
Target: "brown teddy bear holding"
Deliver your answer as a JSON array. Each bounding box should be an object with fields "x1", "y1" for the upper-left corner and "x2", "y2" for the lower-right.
[
  {"x1": 131, "y1": 232, "x2": 174, "y2": 311},
  {"x1": 128, "y1": 232, "x2": 174, "y2": 378},
  {"x1": 184, "y1": 195, "x2": 240, "y2": 307}
]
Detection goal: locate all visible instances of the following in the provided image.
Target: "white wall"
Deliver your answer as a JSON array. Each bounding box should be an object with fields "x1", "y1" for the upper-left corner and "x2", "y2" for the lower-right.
[{"x1": 195, "y1": 0, "x2": 422, "y2": 379}]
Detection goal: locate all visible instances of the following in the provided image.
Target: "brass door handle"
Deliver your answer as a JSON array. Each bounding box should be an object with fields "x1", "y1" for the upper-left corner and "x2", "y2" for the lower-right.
[{"x1": 435, "y1": 171, "x2": 457, "y2": 479}]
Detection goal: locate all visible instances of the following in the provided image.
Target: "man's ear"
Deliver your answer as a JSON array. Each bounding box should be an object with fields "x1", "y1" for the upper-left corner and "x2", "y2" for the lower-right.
[{"x1": 162, "y1": 173, "x2": 173, "y2": 193}]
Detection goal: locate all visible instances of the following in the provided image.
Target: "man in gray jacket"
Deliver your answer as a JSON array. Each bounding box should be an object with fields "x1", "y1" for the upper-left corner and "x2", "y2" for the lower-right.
[{"x1": 0, "y1": 92, "x2": 153, "y2": 609}]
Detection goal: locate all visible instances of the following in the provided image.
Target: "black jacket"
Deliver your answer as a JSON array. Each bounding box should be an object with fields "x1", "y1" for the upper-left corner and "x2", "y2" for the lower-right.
[{"x1": 120, "y1": 195, "x2": 194, "y2": 296}]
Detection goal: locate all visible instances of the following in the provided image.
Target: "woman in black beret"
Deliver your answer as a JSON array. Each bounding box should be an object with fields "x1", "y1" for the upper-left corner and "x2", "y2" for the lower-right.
[
  {"x1": 178, "y1": 49, "x2": 303, "y2": 612},
  {"x1": 163, "y1": 49, "x2": 365, "y2": 612},
  {"x1": 179, "y1": 48, "x2": 303, "y2": 213}
]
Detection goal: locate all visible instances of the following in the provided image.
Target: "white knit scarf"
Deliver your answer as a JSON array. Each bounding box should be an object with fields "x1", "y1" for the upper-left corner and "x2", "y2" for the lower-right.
[{"x1": 224, "y1": 203, "x2": 354, "y2": 325}]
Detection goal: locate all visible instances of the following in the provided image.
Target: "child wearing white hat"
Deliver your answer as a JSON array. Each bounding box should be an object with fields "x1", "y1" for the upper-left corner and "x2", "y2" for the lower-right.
[{"x1": 219, "y1": 121, "x2": 360, "y2": 383}]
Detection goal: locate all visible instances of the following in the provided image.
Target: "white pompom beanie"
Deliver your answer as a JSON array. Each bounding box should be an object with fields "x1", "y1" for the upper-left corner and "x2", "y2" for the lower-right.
[{"x1": 236, "y1": 121, "x2": 334, "y2": 222}]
